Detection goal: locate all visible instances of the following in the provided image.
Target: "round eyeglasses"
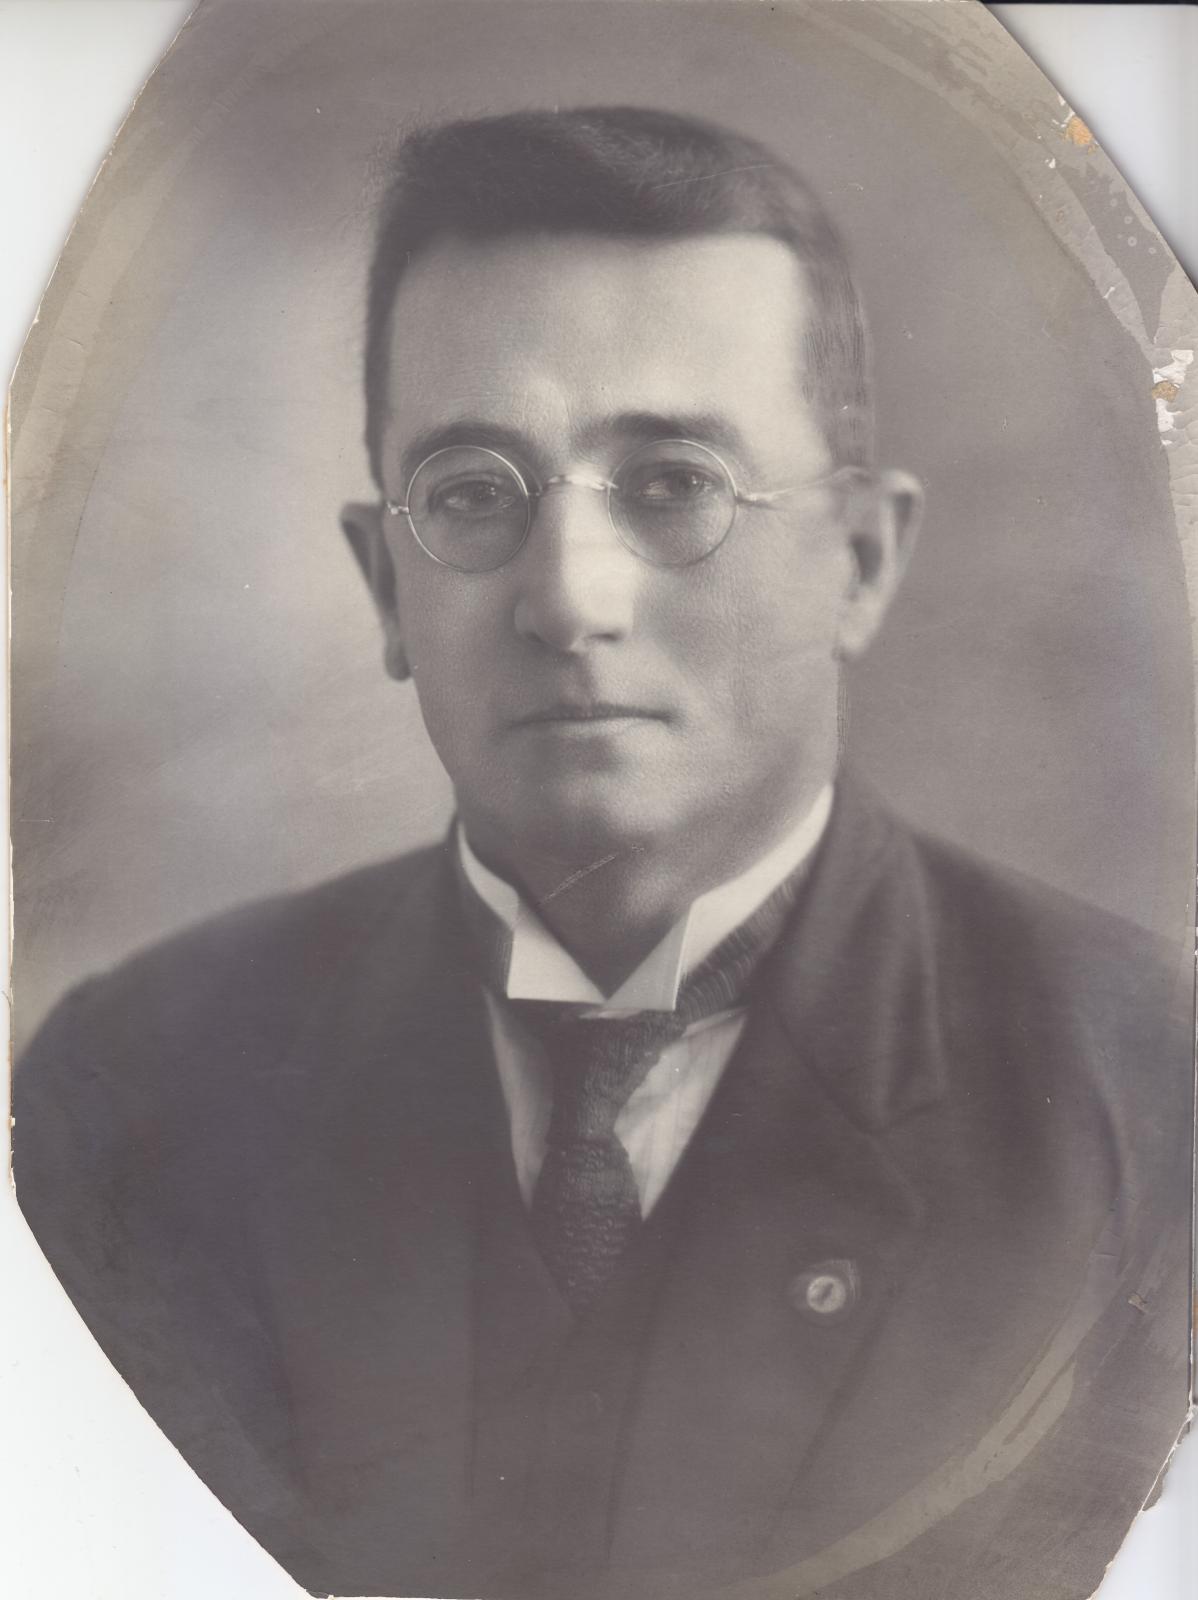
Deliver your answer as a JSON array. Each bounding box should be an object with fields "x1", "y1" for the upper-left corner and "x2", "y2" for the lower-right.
[{"x1": 384, "y1": 438, "x2": 835, "y2": 573}]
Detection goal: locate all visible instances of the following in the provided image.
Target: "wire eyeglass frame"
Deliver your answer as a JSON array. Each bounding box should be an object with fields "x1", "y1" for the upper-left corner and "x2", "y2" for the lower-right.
[{"x1": 383, "y1": 437, "x2": 843, "y2": 573}]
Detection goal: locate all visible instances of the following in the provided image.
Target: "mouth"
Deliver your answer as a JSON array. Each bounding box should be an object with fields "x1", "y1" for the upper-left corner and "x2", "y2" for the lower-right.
[{"x1": 512, "y1": 701, "x2": 669, "y2": 729}]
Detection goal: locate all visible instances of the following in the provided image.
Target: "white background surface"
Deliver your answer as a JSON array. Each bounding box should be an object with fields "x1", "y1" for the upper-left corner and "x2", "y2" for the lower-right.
[{"x1": 2, "y1": 4, "x2": 1194, "y2": 1597}]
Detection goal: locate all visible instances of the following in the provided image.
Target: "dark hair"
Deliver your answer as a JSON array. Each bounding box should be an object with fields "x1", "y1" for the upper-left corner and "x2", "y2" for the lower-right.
[{"x1": 364, "y1": 106, "x2": 872, "y2": 484}]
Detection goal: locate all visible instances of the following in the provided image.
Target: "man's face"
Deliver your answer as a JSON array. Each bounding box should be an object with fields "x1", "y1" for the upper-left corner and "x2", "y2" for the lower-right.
[{"x1": 360, "y1": 231, "x2": 911, "y2": 876}]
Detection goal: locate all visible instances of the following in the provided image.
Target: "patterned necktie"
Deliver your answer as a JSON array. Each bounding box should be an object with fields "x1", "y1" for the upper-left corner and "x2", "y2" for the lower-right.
[
  {"x1": 457, "y1": 853, "x2": 807, "y2": 1315},
  {"x1": 522, "y1": 1005, "x2": 688, "y2": 1315}
]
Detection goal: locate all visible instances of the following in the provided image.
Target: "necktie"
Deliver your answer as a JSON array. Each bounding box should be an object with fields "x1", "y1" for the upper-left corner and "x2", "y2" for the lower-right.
[
  {"x1": 522, "y1": 1006, "x2": 688, "y2": 1314},
  {"x1": 457, "y1": 852, "x2": 808, "y2": 1316}
]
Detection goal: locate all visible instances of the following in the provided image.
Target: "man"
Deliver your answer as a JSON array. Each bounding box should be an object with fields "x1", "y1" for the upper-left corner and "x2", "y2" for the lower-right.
[{"x1": 13, "y1": 108, "x2": 1192, "y2": 1600}]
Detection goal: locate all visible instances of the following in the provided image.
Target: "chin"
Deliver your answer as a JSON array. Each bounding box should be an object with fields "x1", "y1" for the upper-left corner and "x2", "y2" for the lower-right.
[{"x1": 494, "y1": 772, "x2": 668, "y2": 871}]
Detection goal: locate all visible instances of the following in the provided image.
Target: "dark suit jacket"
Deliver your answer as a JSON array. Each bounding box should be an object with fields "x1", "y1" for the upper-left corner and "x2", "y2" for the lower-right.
[{"x1": 13, "y1": 776, "x2": 1193, "y2": 1600}]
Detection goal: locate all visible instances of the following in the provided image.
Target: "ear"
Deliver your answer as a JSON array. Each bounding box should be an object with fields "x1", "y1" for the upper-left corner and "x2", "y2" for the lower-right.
[
  {"x1": 340, "y1": 501, "x2": 411, "y2": 682},
  {"x1": 834, "y1": 468, "x2": 924, "y2": 662}
]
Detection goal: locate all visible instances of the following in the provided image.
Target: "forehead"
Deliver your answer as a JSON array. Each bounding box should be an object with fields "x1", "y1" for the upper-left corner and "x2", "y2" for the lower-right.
[{"x1": 380, "y1": 231, "x2": 827, "y2": 469}]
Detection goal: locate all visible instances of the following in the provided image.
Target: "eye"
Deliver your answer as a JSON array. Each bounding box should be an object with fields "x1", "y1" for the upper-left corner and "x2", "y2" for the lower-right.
[
  {"x1": 429, "y1": 475, "x2": 522, "y2": 519},
  {"x1": 624, "y1": 464, "x2": 722, "y2": 506}
]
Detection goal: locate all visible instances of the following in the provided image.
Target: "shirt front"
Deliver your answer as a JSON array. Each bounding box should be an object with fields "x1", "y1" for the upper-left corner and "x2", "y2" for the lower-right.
[{"x1": 459, "y1": 786, "x2": 833, "y2": 1215}]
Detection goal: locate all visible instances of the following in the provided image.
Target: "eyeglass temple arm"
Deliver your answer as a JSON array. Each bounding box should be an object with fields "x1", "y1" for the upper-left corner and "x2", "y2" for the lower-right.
[
  {"x1": 737, "y1": 487, "x2": 791, "y2": 507},
  {"x1": 737, "y1": 468, "x2": 846, "y2": 507}
]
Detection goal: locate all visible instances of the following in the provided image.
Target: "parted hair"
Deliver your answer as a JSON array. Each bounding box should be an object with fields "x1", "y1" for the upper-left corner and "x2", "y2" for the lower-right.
[{"x1": 364, "y1": 106, "x2": 873, "y2": 483}]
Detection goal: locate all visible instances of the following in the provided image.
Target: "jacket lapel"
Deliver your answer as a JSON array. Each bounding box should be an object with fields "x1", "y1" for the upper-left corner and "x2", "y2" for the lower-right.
[{"x1": 610, "y1": 778, "x2": 938, "y2": 1576}]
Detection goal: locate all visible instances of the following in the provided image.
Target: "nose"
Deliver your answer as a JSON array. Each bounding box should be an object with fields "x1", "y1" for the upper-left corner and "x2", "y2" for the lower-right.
[{"x1": 512, "y1": 478, "x2": 640, "y2": 653}]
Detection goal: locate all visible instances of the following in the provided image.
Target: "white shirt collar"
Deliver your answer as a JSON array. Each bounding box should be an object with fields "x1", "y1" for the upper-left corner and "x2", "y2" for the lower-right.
[{"x1": 457, "y1": 784, "x2": 834, "y2": 1013}]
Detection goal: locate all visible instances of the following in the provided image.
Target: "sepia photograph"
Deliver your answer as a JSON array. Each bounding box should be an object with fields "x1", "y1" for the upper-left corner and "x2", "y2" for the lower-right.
[{"x1": 5, "y1": 2, "x2": 1196, "y2": 1597}]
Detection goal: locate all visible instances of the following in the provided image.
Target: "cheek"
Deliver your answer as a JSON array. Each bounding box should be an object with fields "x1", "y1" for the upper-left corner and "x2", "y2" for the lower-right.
[
  {"x1": 669, "y1": 539, "x2": 844, "y2": 718},
  {"x1": 394, "y1": 549, "x2": 499, "y2": 678},
  {"x1": 392, "y1": 563, "x2": 508, "y2": 750}
]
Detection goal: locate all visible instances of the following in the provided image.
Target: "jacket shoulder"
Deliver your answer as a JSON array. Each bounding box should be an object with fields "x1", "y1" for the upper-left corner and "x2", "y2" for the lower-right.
[
  {"x1": 894, "y1": 818, "x2": 1192, "y2": 1139},
  {"x1": 16, "y1": 844, "x2": 452, "y2": 1096},
  {"x1": 90, "y1": 845, "x2": 440, "y2": 998},
  {"x1": 904, "y1": 821, "x2": 1183, "y2": 1003}
]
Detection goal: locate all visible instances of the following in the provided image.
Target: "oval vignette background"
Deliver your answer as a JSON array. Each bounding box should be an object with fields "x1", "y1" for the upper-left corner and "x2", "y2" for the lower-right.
[
  {"x1": 9, "y1": 0, "x2": 1196, "y2": 1053},
  {"x1": 0, "y1": 3, "x2": 1190, "y2": 1600}
]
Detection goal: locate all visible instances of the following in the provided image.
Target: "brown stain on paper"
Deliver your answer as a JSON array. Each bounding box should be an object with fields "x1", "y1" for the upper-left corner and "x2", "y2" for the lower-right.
[
  {"x1": 1152, "y1": 379, "x2": 1180, "y2": 403},
  {"x1": 1061, "y1": 113, "x2": 1095, "y2": 150}
]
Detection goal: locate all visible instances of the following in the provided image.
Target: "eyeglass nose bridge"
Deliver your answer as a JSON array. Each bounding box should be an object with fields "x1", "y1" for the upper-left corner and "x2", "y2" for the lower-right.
[
  {"x1": 525, "y1": 471, "x2": 624, "y2": 556},
  {"x1": 536, "y1": 470, "x2": 616, "y2": 498}
]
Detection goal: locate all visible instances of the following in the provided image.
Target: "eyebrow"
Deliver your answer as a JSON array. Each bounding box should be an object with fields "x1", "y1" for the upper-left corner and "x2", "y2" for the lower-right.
[
  {"x1": 397, "y1": 410, "x2": 751, "y2": 483},
  {"x1": 599, "y1": 411, "x2": 749, "y2": 457},
  {"x1": 400, "y1": 420, "x2": 536, "y2": 483}
]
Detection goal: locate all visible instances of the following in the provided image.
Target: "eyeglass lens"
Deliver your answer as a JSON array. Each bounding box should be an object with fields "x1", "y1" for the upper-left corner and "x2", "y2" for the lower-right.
[{"x1": 405, "y1": 440, "x2": 737, "y2": 571}]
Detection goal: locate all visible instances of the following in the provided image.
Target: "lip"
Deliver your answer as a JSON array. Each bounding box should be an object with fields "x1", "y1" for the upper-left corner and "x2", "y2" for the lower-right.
[{"x1": 512, "y1": 701, "x2": 668, "y2": 728}]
